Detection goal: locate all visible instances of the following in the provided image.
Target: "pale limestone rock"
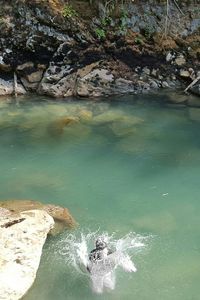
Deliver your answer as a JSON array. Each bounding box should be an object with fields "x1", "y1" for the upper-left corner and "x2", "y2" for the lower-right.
[
  {"x1": 38, "y1": 73, "x2": 76, "y2": 97},
  {"x1": 161, "y1": 81, "x2": 170, "y2": 88},
  {"x1": 76, "y1": 68, "x2": 114, "y2": 97},
  {"x1": 83, "y1": 69, "x2": 114, "y2": 82},
  {"x1": 175, "y1": 55, "x2": 186, "y2": 66},
  {"x1": 180, "y1": 70, "x2": 190, "y2": 78},
  {"x1": 26, "y1": 70, "x2": 44, "y2": 83},
  {"x1": 20, "y1": 78, "x2": 39, "y2": 91},
  {"x1": 142, "y1": 67, "x2": 150, "y2": 75},
  {"x1": 166, "y1": 52, "x2": 174, "y2": 62},
  {"x1": 16, "y1": 62, "x2": 34, "y2": 72},
  {"x1": 77, "y1": 62, "x2": 100, "y2": 78},
  {"x1": 0, "y1": 200, "x2": 77, "y2": 234},
  {"x1": 0, "y1": 210, "x2": 54, "y2": 300},
  {"x1": 76, "y1": 81, "x2": 90, "y2": 97},
  {"x1": 0, "y1": 78, "x2": 26, "y2": 96}
]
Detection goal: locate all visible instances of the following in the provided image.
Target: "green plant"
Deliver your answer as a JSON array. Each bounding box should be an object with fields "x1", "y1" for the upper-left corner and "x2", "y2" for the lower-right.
[
  {"x1": 134, "y1": 37, "x2": 143, "y2": 45},
  {"x1": 95, "y1": 28, "x2": 106, "y2": 40},
  {"x1": 118, "y1": 9, "x2": 129, "y2": 33},
  {"x1": 62, "y1": 4, "x2": 78, "y2": 18},
  {"x1": 101, "y1": 16, "x2": 112, "y2": 27}
]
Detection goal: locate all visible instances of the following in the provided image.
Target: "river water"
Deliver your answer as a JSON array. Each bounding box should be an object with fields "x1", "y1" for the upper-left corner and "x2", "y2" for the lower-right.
[{"x1": 0, "y1": 93, "x2": 200, "y2": 300}]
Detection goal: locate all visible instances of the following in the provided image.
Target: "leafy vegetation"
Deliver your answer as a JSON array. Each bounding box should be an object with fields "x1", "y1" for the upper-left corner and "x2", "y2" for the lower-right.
[
  {"x1": 95, "y1": 28, "x2": 106, "y2": 40},
  {"x1": 62, "y1": 4, "x2": 78, "y2": 18}
]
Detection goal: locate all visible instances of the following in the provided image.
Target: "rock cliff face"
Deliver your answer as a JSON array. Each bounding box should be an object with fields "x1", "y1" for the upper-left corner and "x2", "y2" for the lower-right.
[
  {"x1": 0, "y1": 209, "x2": 54, "y2": 300},
  {"x1": 0, "y1": 0, "x2": 199, "y2": 98}
]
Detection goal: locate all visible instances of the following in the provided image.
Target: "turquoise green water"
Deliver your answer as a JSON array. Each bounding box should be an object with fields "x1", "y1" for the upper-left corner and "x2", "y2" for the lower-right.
[{"x1": 0, "y1": 93, "x2": 200, "y2": 300}]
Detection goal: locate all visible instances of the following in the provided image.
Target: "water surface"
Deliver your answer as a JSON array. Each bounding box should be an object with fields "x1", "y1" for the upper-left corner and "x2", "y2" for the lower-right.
[{"x1": 0, "y1": 93, "x2": 200, "y2": 300}]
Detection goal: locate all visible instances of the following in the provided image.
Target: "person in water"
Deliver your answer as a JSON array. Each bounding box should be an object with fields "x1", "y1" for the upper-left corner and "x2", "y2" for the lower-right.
[
  {"x1": 86, "y1": 237, "x2": 137, "y2": 293},
  {"x1": 87, "y1": 237, "x2": 115, "y2": 293},
  {"x1": 87, "y1": 237, "x2": 113, "y2": 274},
  {"x1": 89, "y1": 238, "x2": 112, "y2": 264}
]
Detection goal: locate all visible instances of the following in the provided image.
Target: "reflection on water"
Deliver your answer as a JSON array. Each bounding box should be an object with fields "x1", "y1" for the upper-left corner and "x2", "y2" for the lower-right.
[{"x1": 0, "y1": 93, "x2": 200, "y2": 300}]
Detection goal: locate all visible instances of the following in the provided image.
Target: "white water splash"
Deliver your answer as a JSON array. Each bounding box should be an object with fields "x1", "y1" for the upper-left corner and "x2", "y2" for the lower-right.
[{"x1": 56, "y1": 231, "x2": 150, "y2": 294}]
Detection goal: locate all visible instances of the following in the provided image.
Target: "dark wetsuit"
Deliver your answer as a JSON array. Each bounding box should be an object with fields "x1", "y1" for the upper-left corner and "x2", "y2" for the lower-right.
[
  {"x1": 87, "y1": 247, "x2": 113, "y2": 272},
  {"x1": 89, "y1": 248, "x2": 105, "y2": 262}
]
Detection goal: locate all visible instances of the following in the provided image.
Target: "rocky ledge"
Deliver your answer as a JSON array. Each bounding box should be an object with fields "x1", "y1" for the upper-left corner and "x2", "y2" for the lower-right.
[
  {"x1": 0, "y1": 199, "x2": 77, "y2": 235},
  {"x1": 0, "y1": 0, "x2": 199, "y2": 101},
  {"x1": 0, "y1": 200, "x2": 76, "y2": 300}
]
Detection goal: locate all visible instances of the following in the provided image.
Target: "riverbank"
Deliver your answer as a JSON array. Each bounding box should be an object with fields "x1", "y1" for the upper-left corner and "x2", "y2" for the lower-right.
[{"x1": 0, "y1": 0, "x2": 199, "y2": 101}]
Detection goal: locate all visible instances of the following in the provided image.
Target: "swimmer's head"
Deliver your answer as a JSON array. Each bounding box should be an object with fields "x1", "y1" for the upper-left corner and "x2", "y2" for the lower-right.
[{"x1": 95, "y1": 237, "x2": 107, "y2": 250}]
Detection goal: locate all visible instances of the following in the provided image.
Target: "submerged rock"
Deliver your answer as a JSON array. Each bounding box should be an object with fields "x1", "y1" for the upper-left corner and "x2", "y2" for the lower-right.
[
  {"x1": 167, "y1": 92, "x2": 188, "y2": 104},
  {"x1": 0, "y1": 199, "x2": 76, "y2": 235},
  {"x1": 78, "y1": 109, "x2": 93, "y2": 123},
  {"x1": 188, "y1": 107, "x2": 200, "y2": 122},
  {"x1": 0, "y1": 209, "x2": 54, "y2": 300},
  {"x1": 48, "y1": 116, "x2": 79, "y2": 136},
  {"x1": 93, "y1": 110, "x2": 127, "y2": 124},
  {"x1": 38, "y1": 72, "x2": 77, "y2": 97},
  {"x1": 110, "y1": 121, "x2": 136, "y2": 137},
  {"x1": 109, "y1": 116, "x2": 144, "y2": 137},
  {"x1": 132, "y1": 211, "x2": 177, "y2": 234}
]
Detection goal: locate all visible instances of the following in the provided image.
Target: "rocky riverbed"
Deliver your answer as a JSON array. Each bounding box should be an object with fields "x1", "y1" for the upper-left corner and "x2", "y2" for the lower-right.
[{"x1": 0, "y1": 0, "x2": 199, "y2": 101}]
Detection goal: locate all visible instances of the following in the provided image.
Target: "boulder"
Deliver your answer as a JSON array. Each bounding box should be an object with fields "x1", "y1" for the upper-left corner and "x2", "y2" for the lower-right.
[
  {"x1": 26, "y1": 70, "x2": 44, "y2": 83},
  {"x1": 16, "y1": 62, "x2": 34, "y2": 72},
  {"x1": 78, "y1": 109, "x2": 93, "y2": 123},
  {"x1": 167, "y1": 92, "x2": 188, "y2": 104},
  {"x1": 16, "y1": 63, "x2": 45, "y2": 85},
  {"x1": 93, "y1": 110, "x2": 126, "y2": 124},
  {"x1": 0, "y1": 209, "x2": 54, "y2": 300},
  {"x1": 0, "y1": 200, "x2": 76, "y2": 235},
  {"x1": 20, "y1": 78, "x2": 39, "y2": 91},
  {"x1": 0, "y1": 78, "x2": 26, "y2": 96},
  {"x1": 48, "y1": 116, "x2": 79, "y2": 136},
  {"x1": 38, "y1": 72, "x2": 76, "y2": 98},
  {"x1": 110, "y1": 121, "x2": 137, "y2": 137},
  {"x1": 17, "y1": 65, "x2": 45, "y2": 91},
  {"x1": 175, "y1": 55, "x2": 186, "y2": 66},
  {"x1": 109, "y1": 116, "x2": 143, "y2": 137},
  {"x1": 76, "y1": 68, "x2": 115, "y2": 97},
  {"x1": 180, "y1": 70, "x2": 190, "y2": 78}
]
